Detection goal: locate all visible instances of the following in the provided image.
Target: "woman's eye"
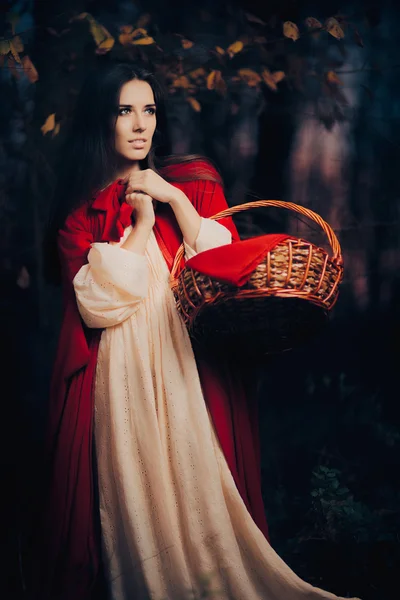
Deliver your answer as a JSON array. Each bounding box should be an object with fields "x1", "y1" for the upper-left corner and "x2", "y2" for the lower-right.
[
  {"x1": 145, "y1": 107, "x2": 156, "y2": 115},
  {"x1": 119, "y1": 108, "x2": 130, "y2": 116}
]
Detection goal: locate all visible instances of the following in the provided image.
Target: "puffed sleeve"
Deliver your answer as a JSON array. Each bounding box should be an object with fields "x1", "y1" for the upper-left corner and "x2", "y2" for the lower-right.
[
  {"x1": 183, "y1": 216, "x2": 232, "y2": 260},
  {"x1": 58, "y1": 211, "x2": 148, "y2": 329},
  {"x1": 73, "y1": 242, "x2": 148, "y2": 329}
]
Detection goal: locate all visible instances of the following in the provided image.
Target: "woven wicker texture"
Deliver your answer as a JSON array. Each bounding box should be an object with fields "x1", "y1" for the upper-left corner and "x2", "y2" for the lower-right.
[{"x1": 170, "y1": 200, "x2": 344, "y2": 355}]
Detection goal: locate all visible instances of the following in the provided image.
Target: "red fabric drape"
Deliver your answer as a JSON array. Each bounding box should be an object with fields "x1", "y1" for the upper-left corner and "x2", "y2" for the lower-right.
[
  {"x1": 31, "y1": 160, "x2": 270, "y2": 600},
  {"x1": 186, "y1": 233, "x2": 290, "y2": 286}
]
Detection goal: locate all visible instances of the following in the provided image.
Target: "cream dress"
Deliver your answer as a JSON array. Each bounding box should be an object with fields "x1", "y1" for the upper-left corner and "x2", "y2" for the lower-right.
[{"x1": 73, "y1": 218, "x2": 360, "y2": 600}]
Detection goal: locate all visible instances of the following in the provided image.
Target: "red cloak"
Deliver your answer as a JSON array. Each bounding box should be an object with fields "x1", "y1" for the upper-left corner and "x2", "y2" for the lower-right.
[{"x1": 34, "y1": 160, "x2": 269, "y2": 600}]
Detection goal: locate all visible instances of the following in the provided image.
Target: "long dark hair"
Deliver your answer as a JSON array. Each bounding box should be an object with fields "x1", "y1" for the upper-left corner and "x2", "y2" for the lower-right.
[{"x1": 44, "y1": 62, "x2": 222, "y2": 284}]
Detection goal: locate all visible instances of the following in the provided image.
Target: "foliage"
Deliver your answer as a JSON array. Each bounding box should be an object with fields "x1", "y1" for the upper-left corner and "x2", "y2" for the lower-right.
[{"x1": 0, "y1": 5, "x2": 367, "y2": 136}]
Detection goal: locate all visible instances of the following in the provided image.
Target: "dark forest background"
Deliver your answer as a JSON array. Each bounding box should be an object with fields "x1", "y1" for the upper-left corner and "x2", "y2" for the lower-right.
[{"x1": 1, "y1": 0, "x2": 399, "y2": 599}]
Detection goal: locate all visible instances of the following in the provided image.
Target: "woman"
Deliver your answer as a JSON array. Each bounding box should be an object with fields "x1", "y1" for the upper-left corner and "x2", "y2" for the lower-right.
[{"x1": 35, "y1": 63, "x2": 360, "y2": 600}]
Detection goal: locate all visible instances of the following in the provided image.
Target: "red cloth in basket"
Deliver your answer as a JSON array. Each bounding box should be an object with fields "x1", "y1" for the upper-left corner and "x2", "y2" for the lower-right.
[{"x1": 186, "y1": 233, "x2": 290, "y2": 286}]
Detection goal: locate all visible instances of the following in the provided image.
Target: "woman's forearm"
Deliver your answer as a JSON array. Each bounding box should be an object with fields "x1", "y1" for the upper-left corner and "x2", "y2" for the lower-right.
[
  {"x1": 121, "y1": 222, "x2": 153, "y2": 255},
  {"x1": 169, "y1": 189, "x2": 201, "y2": 249}
]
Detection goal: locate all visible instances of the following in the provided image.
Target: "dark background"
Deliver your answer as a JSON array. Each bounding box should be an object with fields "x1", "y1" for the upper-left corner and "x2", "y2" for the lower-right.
[{"x1": 1, "y1": 1, "x2": 399, "y2": 598}]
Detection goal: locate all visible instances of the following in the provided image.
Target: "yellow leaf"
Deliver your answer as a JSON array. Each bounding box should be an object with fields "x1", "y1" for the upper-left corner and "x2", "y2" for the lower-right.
[
  {"x1": 132, "y1": 35, "x2": 155, "y2": 45},
  {"x1": 22, "y1": 55, "x2": 38, "y2": 83},
  {"x1": 172, "y1": 75, "x2": 192, "y2": 89},
  {"x1": 181, "y1": 38, "x2": 194, "y2": 49},
  {"x1": 136, "y1": 13, "x2": 151, "y2": 28},
  {"x1": 86, "y1": 15, "x2": 114, "y2": 51},
  {"x1": 119, "y1": 32, "x2": 133, "y2": 46},
  {"x1": 261, "y1": 68, "x2": 278, "y2": 91},
  {"x1": 9, "y1": 40, "x2": 21, "y2": 63},
  {"x1": 187, "y1": 97, "x2": 201, "y2": 112},
  {"x1": 119, "y1": 28, "x2": 150, "y2": 46},
  {"x1": 189, "y1": 67, "x2": 206, "y2": 79},
  {"x1": 0, "y1": 40, "x2": 10, "y2": 55},
  {"x1": 272, "y1": 70, "x2": 285, "y2": 83},
  {"x1": 238, "y1": 68, "x2": 262, "y2": 87},
  {"x1": 41, "y1": 114, "x2": 55, "y2": 135},
  {"x1": 326, "y1": 70, "x2": 343, "y2": 85},
  {"x1": 227, "y1": 40, "x2": 244, "y2": 57},
  {"x1": 215, "y1": 46, "x2": 225, "y2": 55},
  {"x1": 207, "y1": 70, "x2": 218, "y2": 90},
  {"x1": 304, "y1": 17, "x2": 322, "y2": 29},
  {"x1": 283, "y1": 21, "x2": 300, "y2": 41},
  {"x1": 12, "y1": 35, "x2": 24, "y2": 52},
  {"x1": 325, "y1": 17, "x2": 345, "y2": 40},
  {"x1": 52, "y1": 122, "x2": 61, "y2": 137},
  {"x1": 132, "y1": 28, "x2": 148, "y2": 37}
]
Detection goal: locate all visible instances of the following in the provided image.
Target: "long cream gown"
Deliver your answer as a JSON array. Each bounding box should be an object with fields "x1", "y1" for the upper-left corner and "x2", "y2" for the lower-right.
[{"x1": 73, "y1": 218, "x2": 360, "y2": 600}]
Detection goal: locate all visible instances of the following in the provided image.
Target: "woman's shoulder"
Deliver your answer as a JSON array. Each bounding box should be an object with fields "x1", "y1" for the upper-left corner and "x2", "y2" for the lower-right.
[{"x1": 159, "y1": 157, "x2": 223, "y2": 185}]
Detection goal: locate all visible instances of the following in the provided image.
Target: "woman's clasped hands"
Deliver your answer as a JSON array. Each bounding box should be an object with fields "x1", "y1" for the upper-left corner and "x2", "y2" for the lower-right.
[{"x1": 124, "y1": 168, "x2": 180, "y2": 229}]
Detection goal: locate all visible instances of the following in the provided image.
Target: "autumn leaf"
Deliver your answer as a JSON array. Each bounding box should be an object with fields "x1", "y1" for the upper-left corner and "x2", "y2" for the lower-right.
[
  {"x1": 52, "y1": 122, "x2": 61, "y2": 137},
  {"x1": 261, "y1": 68, "x2": 285, "y2": 91},
  {"x1": 304, "y1": 17, "x2": 322, "y2": 29},
  {"x1": 272, "y1": 71, "x2": 285, "y2": 83},
  {"x1": 41, "y1": 114, "x2": 56, "y2": 135},
  {"x1": 9, "y1": 40, "x2": 21, "y2": 63},
  {"x1": 22, "y1": 55, "x2": 38, "y2": 83},
  {"x1": 227, "y1": 40, "x2": 244, "y2": 58},
  {"x1": 238, "y1": 68, "x2": 262, "y2": 87},
  {"x1": 120, "y1": 25, "x2": 133, "y2": 34},
  {"x1": 119, "y1": 27, "x2": 148, "y2": 46},
  {"x1": 206, "y1": 70, "x2": 218, "y2": 90},
  {"x1": 0, "y1": 40, "x2": 10, "y2": 55},
  {"x1": 181, "y1": 38, "x2": 194, "y2": 49},
  {"x1": 326, "y1": 70, "x2": 343, "y2": 85},
  {"x1": 171, "y1": 75, "x2": 192, "y2": 89},
  {"x1": 137, "y1": 13, "x2": 151, "y2": 28},
  {"x1": 187, "y1": 97, "x2": 201, "y2": 112},
  {"x1": 189, "y1": 67, "x2": 206, "y2": 80},
  {"x1": 132, "y1": 35, "x2": 155, "y2": 45},
  {"x1": 88, "y1": 17, "x2": 114, "y2": 52},
  {"x1": 215, "y1": 46, "x2": 225, "y2": 55},
  {"x1": 325, "y1": 17, "x2": 345, "y2": 40},
  {"x1": 283, "y1": 21, "x2": 300, "y2": 41},
  {"x1": 74, "y1": 13, "x2": 115, "y2": 53},
  {"x1": 206, "y1": 70, "x2": 226, "y2": 94}
]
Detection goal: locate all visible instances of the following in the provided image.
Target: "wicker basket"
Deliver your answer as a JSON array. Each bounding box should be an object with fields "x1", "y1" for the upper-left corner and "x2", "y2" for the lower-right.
[{"x1": 170, "y1": 200, "x2": 344, "y2": 356}]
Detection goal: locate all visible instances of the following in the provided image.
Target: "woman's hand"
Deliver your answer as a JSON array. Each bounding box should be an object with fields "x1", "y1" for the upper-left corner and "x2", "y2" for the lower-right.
[
  {"x1": 125, "y1": 169, "x2": 180, "y2": 205},
  {"x1": 125, "y1": 191, "x2": 155, "y2": 229}
]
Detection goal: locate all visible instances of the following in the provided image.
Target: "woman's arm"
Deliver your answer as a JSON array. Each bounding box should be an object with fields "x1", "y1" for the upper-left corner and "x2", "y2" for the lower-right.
[{"x1": 169, "y1": 188, "x2": 202, "y2": 250}]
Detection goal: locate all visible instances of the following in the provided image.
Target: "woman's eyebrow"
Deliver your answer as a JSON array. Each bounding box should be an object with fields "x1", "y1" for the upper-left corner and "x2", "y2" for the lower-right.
[{"x1": 118, "y1": 103, "x2": 156, "y2": 108}]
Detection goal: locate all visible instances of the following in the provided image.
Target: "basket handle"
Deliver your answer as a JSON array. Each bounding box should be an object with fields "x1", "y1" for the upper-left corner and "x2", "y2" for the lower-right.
[{"x1": 171, "y1": 199, "x2": 343, "y2": 280}]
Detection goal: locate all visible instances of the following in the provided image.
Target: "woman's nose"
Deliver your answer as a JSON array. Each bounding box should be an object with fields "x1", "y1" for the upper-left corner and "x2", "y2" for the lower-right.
[{"x1": 133, "y1": 115, "x2": 146, "y2": 131}]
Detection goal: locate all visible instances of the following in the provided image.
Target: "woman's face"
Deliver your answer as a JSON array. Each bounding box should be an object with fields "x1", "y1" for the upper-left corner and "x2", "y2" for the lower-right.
[{"x1": 114, "y1": 79, "x2": 157, "y2": 164}]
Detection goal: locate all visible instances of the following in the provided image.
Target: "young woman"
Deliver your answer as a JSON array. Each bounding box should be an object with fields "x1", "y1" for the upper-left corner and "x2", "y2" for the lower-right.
[{"x1": 34, "y1": 63, "x2": 361, "y2": 600}]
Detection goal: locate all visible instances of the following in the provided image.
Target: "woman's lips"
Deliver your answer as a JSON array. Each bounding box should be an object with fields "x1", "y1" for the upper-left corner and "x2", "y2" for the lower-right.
[{"x1": 129, "y1": 140, "x2": 146, "y2": 149}]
